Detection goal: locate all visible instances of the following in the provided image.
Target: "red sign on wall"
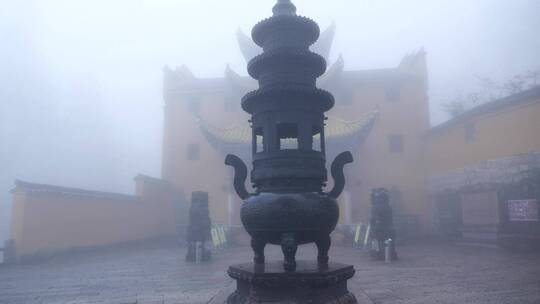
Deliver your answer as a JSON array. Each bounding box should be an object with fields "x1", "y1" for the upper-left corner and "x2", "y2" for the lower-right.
[{"x1": 508, "y1": 200, "x2": 539, "y2": 222}]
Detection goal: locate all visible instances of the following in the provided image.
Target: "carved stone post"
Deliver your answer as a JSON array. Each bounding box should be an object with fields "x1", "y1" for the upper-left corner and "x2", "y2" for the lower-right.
[{"x1": 186, "y1": 192, "x2": 212, "y2": 262}]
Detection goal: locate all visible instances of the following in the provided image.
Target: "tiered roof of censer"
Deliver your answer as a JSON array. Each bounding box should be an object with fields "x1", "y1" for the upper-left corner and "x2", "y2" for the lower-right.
[{"x1": 240, "y1": 0, "x2": 334, "y2": 115}]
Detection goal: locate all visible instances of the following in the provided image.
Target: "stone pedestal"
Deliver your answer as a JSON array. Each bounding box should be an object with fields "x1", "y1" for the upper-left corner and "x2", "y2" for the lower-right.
[
  {"x1": 2, "y1": 240, "x2": 16, "y2": 264},
  {"x1": 226, "y1": 261, "x2": 358, "y2": 304},
  {"x1": 186, "y1": 192, "x2": 212, "y2": 262}
]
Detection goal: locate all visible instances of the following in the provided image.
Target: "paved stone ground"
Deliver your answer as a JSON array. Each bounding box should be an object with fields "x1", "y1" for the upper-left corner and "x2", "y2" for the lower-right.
[{"x1": 0, "y1": 240, "x2": 539, "y2": 304}]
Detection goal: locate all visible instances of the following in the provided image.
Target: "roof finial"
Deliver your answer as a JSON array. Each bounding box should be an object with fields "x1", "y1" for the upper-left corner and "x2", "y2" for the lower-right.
[{"x1": 273, "y1": 0, "x2": 296, "y2": 16}]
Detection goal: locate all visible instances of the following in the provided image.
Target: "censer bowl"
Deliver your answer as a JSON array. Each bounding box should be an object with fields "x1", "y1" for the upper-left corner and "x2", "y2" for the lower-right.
[{"x1": 241, "y1": 192, "x2": 339, "y2": 245}]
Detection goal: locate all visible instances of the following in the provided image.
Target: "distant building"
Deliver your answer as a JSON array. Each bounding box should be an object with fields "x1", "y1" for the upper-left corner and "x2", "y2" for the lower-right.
[
  {"x1": 161, "y1": 26, "x2": 431, "y2": 230},
  {"x1": 425, "y1": 86, "x2": 540, "y2": 244}
]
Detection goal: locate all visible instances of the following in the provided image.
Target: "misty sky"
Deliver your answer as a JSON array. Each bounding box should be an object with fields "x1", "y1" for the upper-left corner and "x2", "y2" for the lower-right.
[{"x1": 1, "y1": 0, "x2": 539, "y2": 243}]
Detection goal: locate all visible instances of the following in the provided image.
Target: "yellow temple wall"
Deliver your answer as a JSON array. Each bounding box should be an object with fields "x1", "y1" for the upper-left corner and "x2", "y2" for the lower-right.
[
  {"x1": 9, "y1": 176, "x2": 179, "y2": 261},
  {"x1": 162, "y1": 54, "x2": 432, "y2": 232},
  {"x1": 163, "y1": 78, "x2": 432, "y2": 231},
  {"x1": 423, "y1": 91, "x2": 540, "y2": 236},
  {"x1": 334, "y1": 79, "x2": 431, "y2": 230},
  {"x1": 162, "y1": 90, "x2": 249, "y2": 225},
  {"x1": 426, "y1": 97, "x2": 540, "y2": 176}
]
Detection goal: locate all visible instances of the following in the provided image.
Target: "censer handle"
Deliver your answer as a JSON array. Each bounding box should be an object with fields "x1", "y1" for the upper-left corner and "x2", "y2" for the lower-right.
[
  {"x1": 225, "y1": 154, "x2": 252, "y2": 200},
  {"x1": 327, "y1": 151, "x2": 354, "y2": 199}
]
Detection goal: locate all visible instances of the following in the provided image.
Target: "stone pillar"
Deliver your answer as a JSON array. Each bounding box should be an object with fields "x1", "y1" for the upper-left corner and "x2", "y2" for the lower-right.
[
  {"x1": 228, "y1": 192, "x2": 235, "y2": 226},
  {"x1": 343, "y1": 190, "x2": 353, "y2": 225},
  {"x1": 186, "y1": 192, "x2": 212, "y2": 262},
  {"x1": 3, "y1": 239, "x2": 16, "y2": 264}
]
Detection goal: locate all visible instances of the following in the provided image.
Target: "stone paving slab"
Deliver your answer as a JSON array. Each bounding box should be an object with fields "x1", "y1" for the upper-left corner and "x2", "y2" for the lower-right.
[{"x1": 0, "y1": 241, "x2": 539, "y2": 304}]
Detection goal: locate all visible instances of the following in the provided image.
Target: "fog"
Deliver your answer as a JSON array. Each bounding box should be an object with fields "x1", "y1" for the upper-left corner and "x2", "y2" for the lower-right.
[{"x1": 1, "y1": 0, "x2": 539, "y2": 244}]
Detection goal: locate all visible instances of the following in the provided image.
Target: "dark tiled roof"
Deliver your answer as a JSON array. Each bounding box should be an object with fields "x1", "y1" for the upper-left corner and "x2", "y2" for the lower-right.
[
  {"x1": 134, "y1": 174, "x2": 168, "y2": 184},
  {"x1": 165, "y1": 66, "x2": 420, "y2": 98},
  {"x1": 428, "y1": 86, "x2": 540, "y2": 137},
  {"x1": 341, "y1": 68, "x2": 422, "y2": 85},
  {"x1": 12, "y1": 180, "x2": 138, "y2": 201},
  {"x1": 167, "y1": 77, "x2": 231, "y2": 94}
]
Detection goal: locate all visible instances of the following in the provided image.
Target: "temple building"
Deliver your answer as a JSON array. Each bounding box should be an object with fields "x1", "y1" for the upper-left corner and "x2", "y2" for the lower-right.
[
  {"x1": 425, "y1": 86, "x2": 540, "y2": 244},
  {"x1": 7, "y1": 24, "x2": 538, "y2": 262},
  {"x1": 161, "y1": 26, "x2": 430, "y2": 230}
]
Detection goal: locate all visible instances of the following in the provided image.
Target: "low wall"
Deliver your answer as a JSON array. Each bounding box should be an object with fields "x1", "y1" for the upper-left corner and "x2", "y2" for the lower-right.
[{"x1": 9, "y1": 175, "x2": 182, "y2": 261}]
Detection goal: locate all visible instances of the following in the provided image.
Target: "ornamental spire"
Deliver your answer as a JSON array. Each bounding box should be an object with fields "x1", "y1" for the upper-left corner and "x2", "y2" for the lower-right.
[{"x1": 272, "y1": 0, "x2": 296, "y2": 16}]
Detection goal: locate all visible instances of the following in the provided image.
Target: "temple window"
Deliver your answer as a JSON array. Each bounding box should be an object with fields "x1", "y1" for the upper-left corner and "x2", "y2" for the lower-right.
[
  {"x1": 385, "y1": 84, "x2": 401, "y2": 102},
  {"x1": 187, "y1": 143, "x2": 200, "y2": 160},
  {"x1": 465, "y1": 122, "x2": 476, "y2": 144},
  {"x1": 276, "y1": 123, "x2": 299, "y2": 150},
  {"x1": 255, "y1": 127, "x2": 264, "y2": 153},
  {"x1": 312, "y1": 125, "x2": 322, "y2": 152},
  {"x1": 388, "y1": 135, "x2": 404, "y2": 153}
]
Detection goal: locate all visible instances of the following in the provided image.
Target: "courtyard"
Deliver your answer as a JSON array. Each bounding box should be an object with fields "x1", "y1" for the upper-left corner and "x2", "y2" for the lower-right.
[{"x1": 0, "y1": 240, "x2": 539, "y2": 304}]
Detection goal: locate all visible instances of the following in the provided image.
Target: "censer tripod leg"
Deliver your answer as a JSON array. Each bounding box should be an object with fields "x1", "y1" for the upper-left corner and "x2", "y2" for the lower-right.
[
  {"x1": 281, "y1": 233, "x2": 298, "y2": 272},
  {"x1": 316, "y1": 234, "x2": 331, "y2": 265},
  {"x1": 251, "y1": 238, "x2": 266, "y2": 264}
]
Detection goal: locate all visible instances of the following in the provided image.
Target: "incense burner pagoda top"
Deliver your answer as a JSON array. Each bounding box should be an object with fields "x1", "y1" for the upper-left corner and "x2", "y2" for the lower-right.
[{"x1": 225, "y1": 0, "x2": 353, "y2": 272}]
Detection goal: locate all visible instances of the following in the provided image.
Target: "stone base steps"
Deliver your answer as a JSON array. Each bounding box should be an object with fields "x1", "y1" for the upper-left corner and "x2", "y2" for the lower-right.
[{"x1": 460, "y1": 225, "x2": 499, "y2": 246}]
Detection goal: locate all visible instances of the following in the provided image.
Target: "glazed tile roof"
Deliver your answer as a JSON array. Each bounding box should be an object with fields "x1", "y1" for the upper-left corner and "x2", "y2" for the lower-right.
[{"x1": 198, "y1": 111, "x2": 378, "y2": 145}]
